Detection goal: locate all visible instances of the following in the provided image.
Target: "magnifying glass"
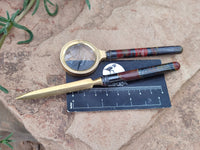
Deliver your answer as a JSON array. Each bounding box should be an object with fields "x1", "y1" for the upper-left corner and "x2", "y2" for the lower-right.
[{"x1": 60, "y1": 40, "x2": 182, "y2": 76}]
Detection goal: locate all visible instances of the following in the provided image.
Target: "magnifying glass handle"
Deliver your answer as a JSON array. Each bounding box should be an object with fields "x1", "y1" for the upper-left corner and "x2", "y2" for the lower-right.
[
  {"x1": 106, "y1": 46, "x2": 183, "y2": 59},
  {"x1": 102, "y1": 62, "x2": 180, "y2": 86}
]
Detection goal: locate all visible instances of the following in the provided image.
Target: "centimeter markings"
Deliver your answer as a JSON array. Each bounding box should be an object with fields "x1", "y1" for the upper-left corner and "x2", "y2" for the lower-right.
[
  {"x1": 69, "y1": 99, "x2": 162, "y2": 110},
  {"x1": 69, "y1": 85, "x2": 164, "y2": 110}
]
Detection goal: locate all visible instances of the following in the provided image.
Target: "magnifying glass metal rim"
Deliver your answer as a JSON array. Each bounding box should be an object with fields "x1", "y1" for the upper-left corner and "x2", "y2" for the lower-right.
[{"x1": 60, "y1": 40, "x2": 106, "y2": 76}]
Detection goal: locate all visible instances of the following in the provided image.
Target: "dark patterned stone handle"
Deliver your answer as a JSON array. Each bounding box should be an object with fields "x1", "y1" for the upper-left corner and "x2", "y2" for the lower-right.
[
  {"x1": 102, "y1": 62, "x2": 180, "y2": 86},
  {"x1": 106, "y1": 46, "x2": 183, "y2": 59}
]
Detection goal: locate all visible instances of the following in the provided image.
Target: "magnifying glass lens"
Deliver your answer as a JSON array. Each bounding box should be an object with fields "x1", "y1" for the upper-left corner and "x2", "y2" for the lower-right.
[{"x1": 64, "y1": 43, "x2": 96, "y2": 71}]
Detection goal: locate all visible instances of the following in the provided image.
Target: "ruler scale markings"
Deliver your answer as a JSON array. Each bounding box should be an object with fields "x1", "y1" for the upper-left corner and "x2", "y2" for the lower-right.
[
  {"x1": 130, "y1": 97, "x2": 132, "y2": 106},
  {"x1": 70, "y1": 85, "x2": 165, "y2": 111},
  {"x1": 161, "y1": 88, "x2": 164, "y2": 94},
  {"x1": 106, "y1": 91, "x2": 108, "y2": 96},
  {"x1": 159, "y1": 99, "x2": 161, "y2": 104},
  {"x1": 70, "y1": 102, "x2": 73, "y2": 109},
  {"x1": 73, "y1": 102, "x2": 162, "y2": 110},
  {"x1": 150, "y1": 89, "x2": 153, "y2": 94},
  {"x1": 139, "y1": 90, "x2": 142, "y2": 95},
  {"x1": 101, "y1": 99, "x2": 104, "y2": 107},
  {"x1": 71, "y1": 100, "x2": 75, "y2": 109}
]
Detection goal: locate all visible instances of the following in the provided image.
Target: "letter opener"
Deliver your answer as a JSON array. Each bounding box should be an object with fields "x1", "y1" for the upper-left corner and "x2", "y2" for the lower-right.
[{"x1": 16, "y1": 62, "x2": 180, "y2": 100}]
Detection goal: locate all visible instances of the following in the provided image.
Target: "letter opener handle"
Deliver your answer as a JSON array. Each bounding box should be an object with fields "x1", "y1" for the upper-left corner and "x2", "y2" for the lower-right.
[
  {"x1": 102, "y1": 62, "x2": 180, "y2": 85},
  {"x1": 16, "y1": 62, "x2": 180, "y2": 100}
]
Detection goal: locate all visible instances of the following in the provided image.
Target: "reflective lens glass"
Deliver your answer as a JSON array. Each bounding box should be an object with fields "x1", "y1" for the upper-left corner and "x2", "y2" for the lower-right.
[{"x1": 64, "y1": 43, "x2": 96, "y2": 71}]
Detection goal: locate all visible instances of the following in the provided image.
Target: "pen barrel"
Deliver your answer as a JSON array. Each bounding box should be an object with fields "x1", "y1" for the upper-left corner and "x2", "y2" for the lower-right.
[
  {"x1": 106, "y1": 46, "x2": 183, "y2": 59},
  {"x1": 102, "y1": 62, "x2": 180, "y2": 86}
]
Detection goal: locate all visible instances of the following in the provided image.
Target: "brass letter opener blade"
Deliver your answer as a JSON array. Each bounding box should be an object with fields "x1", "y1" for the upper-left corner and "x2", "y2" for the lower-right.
[{"x1": 16, "y1": 78, "x2": 102, "y2": 100}]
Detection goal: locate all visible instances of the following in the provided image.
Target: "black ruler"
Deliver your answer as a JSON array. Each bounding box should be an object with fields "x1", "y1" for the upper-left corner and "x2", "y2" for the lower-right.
[{"x1": 66, "y1": 60, "x2": 171, "y2": 112}]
